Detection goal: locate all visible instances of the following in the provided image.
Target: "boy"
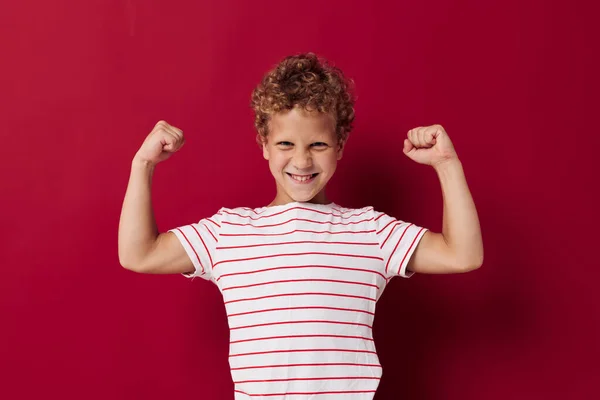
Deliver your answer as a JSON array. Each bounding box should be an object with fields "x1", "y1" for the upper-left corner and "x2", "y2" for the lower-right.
[{"x1": 118, "y1": 53, "x2": 483, "y2": 399}]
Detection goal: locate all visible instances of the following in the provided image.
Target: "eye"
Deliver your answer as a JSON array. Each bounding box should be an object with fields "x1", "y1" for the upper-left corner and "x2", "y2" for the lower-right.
[
  {"x1": 277, "y1": 141, "x2": 293, "y2": 147},
  {"x1": 311, "y1": 142, "x2": 328, "y2": 148}
]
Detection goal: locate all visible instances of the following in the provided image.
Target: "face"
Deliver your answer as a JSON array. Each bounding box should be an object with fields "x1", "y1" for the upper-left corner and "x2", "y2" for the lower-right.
[{"x1": 262, "y1": 107, "x2": 344, "y2": 206}]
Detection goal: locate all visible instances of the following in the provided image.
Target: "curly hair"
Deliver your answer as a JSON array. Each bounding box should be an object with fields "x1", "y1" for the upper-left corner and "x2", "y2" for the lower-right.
[{"x1": 250, "y1": 52, "x2": 356, "y2": 146}]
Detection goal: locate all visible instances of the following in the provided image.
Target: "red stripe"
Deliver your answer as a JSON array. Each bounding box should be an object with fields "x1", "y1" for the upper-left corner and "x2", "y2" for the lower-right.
[
  {"x1": 217, "y1": 265, "x2": 386, "y2": 282},
  {"x1": 213, "y1": 251, "x2": 382, "y2": 270},
  {"x1": 216, "y1": 240, "x2": 378, "y2": 250},
  {"x1": 235, "y1": 375, "x2": 380, "y2": 384},
  {"x1": 238, "y1": 206, "x2": 268, "y2": 215},
  {"x1": 190, "y1": 225, "x2": 212, "y2": 268},
  {"x1": 229, "y1": 347, "x2": 377, "y2": 358},
  {"x1": 230, "y1": 319, "x2": 373, "y2": 331},
  {"x1": 221, "y1": 207, "x2": 372, "y2": 221},
  {"x1": 237, "y1": 205, "x2": 368, "y2": 216},
  {"x1": 228, "y1": 206, "x2": 331, "y2": 220},
  {"x1": 175, "y1": 228, "x2": 204, "y2": 275},
  {"x1": 206, "y1": 217, "x2": 220, "y2": 228},
  {"x1": 228, "y1": 305, "x2": 374, "y2": 318},
  {"x1": 231, "y1": 362, "x2": 382, "y2": 371},
  {"x1": 396, "y1": 227, "x2": 426, "y2": 275},
  {"x1": 376, "y1": 218, "x2": 398, "y2": 235},
  {"x1": 201, "y1": 221, "x2": 217, "y2": 242},
  {"x1": 222, "y1": 217, "x2": 374, "y2": 229},
  {"x1": 224, "y1": 292, "x2": 376, "y2": 305},
  {"x1": 234, "y1": 389, "x2": 377, "y2": 397},
  {"x1": 384, "y1": 224, "x2": 413, "y2": 274},
  {"x1": 380, "y1": 222, "x2": 402, "y2": 249},
  {"x1": 221, "y1": 228, "x2": 376, "y2": 237},
  {"x1": 374, "y1": 212, "x2": 385, "y2": 222},
  {"x1": 230, "y1": 333, "x2": 374, "y2": 344},
  {"x1": 223, "y1": 278, "x2": 379, "y2": 291}
]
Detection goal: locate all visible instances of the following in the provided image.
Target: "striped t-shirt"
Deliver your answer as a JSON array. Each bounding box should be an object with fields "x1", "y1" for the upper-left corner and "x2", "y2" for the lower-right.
[{"x1": 169, "y1": 201, "x2": 428, "y2": 399}]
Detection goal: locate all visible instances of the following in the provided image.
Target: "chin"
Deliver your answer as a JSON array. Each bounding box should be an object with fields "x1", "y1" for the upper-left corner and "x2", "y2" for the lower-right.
[
  {"x1": 284, "y1": 186, "x2": 320, "y2": 203},
  {"x1": 286, "y1": 191, "x2": 313, "y2": 203}
]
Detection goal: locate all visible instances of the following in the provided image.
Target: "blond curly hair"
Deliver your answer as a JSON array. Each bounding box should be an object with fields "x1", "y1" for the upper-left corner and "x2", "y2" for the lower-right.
[{"x1": 250, "y1": 52, "x2": 356, "y2": 146}]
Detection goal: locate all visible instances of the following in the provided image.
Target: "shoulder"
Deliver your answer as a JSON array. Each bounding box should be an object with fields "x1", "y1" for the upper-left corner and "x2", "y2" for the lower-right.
[
  {"x1": 331, "y1": 204, "x2": 374, "y2": 216},
  {"x1": 363, "y1": 207, "x2": 411, "y2": 235},
  {"x1": 211, "y1": 205, "x2": 272, "y2": 227},
  {"x1": 217, "y1": 205, "x2": 268, "y2": 218},
  {"x1": 329, "y1": 205, "x2": 380, "y2": 230},
  {"x1": 332, "y1": 205, "x2": 389, "y2": 223}
]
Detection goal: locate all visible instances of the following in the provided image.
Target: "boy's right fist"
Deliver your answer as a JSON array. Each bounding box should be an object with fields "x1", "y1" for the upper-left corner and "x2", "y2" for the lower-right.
[{"x1": 135, "y1": 120, "x2": 185, "y2": 166}]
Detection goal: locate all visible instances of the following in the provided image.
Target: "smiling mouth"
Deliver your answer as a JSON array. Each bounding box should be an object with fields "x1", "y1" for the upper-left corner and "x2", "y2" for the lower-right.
[{"x1": 286, "y1": 172, "x2": 319, "y2": 183}]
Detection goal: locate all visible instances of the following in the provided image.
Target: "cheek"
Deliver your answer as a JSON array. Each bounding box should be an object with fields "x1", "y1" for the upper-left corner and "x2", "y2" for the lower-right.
[
  {"x1": 317, "y1": 153, "x2": 338, "y2": 173},
  {"x1": 269, "y1": 152, "x2": 289, "y2": 173}
]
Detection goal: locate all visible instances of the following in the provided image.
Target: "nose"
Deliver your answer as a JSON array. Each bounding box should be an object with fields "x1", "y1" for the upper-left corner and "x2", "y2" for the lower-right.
[{"x1": 292, "y1": 148, "x2": 313, "y2": 171}]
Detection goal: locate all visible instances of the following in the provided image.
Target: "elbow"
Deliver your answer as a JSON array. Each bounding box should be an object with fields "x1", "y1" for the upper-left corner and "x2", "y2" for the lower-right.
[
  {"x1": 455, "y1": 251, "x2": 484, "y2": 273},
  {"x1": 464, "y1": 258, "x2": 483, "y2": 272},
  {"x1": 121, "y1": 262, "x2": 148, "y2": 274},
  {"x1": 118, "y1": 243, "x2": 152, "y2": 273},
  {"x1": 119, "y1": 259, "x2": 138, "y2": 273},
  {"x1": 119, "y1": 254, "x2": 148, "y2": 274}
]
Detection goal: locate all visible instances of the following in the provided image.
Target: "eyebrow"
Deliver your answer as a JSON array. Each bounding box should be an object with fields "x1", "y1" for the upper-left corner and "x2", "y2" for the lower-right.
[{"x1": 275, "y1": 140, "x2": 330, "y2": 144}]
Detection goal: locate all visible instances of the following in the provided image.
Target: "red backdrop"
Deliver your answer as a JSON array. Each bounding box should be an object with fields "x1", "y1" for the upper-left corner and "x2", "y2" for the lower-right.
[{"x1": 1, "y1": 0, "x2": 598, "y2": 399}]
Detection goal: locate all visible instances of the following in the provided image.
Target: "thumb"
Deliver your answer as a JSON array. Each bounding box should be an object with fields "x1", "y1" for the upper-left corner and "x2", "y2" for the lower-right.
[
  {"x1": 161, "y1": 136, "x2": 178, "y2": 152},
  {"x1": 403, "y1": 138, "x2": 414, "y2": 155}
]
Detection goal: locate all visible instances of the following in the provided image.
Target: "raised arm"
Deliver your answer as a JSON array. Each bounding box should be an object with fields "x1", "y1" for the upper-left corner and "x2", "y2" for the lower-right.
[
  {"x1": 118, "y1": 121, "x2": 194, "y2": 274},
  {"x1": 402, "y1": 125, "x2": 484, "y2": 274}
]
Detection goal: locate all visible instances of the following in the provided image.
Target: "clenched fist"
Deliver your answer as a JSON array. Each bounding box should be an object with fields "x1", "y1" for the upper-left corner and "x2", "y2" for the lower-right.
[
  {"x1": 135, "y1": 120, "x2": 185, "y2": 166},
  {"x1": 403, "y1": 124, "x2": 458, "y2": 167}
]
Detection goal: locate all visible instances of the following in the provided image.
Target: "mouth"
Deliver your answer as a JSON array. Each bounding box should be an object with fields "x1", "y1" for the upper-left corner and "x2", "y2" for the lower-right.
[{"x1": 286, "y1": 172, "x2": 319, "y2": 184}]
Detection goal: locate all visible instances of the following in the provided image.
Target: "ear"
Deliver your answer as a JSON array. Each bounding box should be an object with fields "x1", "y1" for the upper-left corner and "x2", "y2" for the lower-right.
[
  {"x1": 336, "y1": 139, "x2": 346, "y2": 161},
  {"x1": 261, "y1": 137, "x2": 270, "y2": 160}
]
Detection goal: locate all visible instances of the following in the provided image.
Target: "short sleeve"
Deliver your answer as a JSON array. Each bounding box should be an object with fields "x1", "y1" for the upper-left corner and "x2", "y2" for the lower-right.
[
  {"x1": 373, "y1": 210, "x2": 428, "y2": 279},
  {"x1": 168, "y1": 210, "x2": 221, "y2": 281}
]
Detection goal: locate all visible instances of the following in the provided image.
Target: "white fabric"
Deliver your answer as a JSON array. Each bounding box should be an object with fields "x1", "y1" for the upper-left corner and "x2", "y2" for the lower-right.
[{"x1": 169, "y1": 201, "x2": 428, "y2": 399}]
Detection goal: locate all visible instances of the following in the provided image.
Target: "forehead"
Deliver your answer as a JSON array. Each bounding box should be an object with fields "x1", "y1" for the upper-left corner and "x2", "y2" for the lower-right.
[{"x1": 269, "y1": 107, "x2": 336, "y2": 140}]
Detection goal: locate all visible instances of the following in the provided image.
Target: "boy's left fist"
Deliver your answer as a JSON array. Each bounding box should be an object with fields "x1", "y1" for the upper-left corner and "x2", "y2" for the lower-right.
[{"x1": 403, "y1": 124, "x2": 458, "y2": 167}]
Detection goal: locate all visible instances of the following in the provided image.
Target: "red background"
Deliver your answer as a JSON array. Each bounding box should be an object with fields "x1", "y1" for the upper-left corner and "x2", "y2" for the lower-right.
[{"x1": 1, "y1": 0, "x2": 598, "y2": 399}]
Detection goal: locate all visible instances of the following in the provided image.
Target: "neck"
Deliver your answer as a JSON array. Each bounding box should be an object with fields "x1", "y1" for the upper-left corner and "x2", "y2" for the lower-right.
[{"x1": 268, "y1": 188, "x2": 330, "y2": 207}]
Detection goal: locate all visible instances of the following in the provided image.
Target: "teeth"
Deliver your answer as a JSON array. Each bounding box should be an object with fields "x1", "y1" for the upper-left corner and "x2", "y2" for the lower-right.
[{"x1": 290, "y1": 174, "x2": 314, "y2": 182}]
